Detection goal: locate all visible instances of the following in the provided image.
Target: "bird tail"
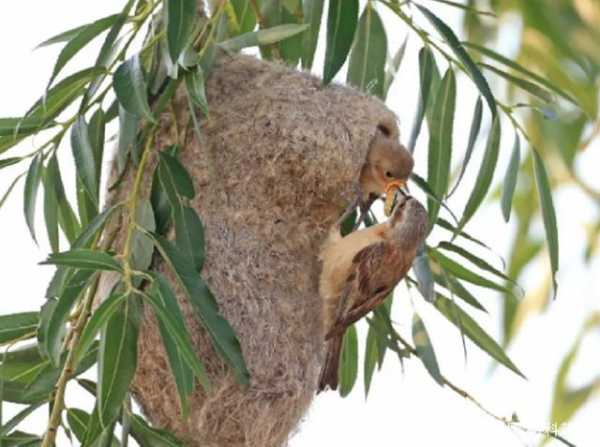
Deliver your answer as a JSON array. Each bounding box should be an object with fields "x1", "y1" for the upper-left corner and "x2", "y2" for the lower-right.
[{"x1": 318, "y1": 335, "x2": 343, "y2": 392}]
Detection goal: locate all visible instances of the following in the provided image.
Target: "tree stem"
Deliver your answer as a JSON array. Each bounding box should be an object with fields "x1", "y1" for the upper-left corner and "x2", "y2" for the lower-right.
[{"x1": 40, "y1": 282, "x2": 97, "y2": 447}]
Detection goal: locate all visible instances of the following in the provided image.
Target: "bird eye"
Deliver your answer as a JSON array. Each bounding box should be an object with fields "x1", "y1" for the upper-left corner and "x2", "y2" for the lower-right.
[{"x1": 385, "y1": 171, "x2": 393, "y2": 178}]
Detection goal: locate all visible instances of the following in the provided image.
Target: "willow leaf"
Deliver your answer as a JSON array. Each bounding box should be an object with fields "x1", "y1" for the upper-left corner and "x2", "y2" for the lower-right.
[
  {"x1": 459, "y1": 115, "x2": 501, "y2": 231},
  {"x1": 323, "y1": 0, "x2": 358, "y2": 84},
  {"x1": 417, "y1": 5, "x2": 496, "y2": 115},
  {"x1": 501, "y1": 133, "x2": 521, "y2": 222},
  {"x1": 532, "y1": 149, "x2": 559, "y2": 298},
  {"x1": 427, "y1": 69, "x2": 456, "y2": 226},
  {"x1": 347, "y1": 3, "x2": 387, "y2": 98}
]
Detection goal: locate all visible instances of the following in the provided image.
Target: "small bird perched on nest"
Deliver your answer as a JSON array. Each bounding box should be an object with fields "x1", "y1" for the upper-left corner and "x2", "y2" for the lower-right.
[
  {"x1": 318, "y1": 191, "x2": 428, "y2": 391},
  {"x1": 338, "y1": 126, "x2": 414, "y2": 228}
]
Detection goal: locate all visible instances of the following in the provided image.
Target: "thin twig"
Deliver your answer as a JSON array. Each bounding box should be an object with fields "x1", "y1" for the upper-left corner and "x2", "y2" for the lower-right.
[
  {"x1": 121, "y1": 129, "x2": 157, "y2": 292},
  {"x1": 380, "y1": 317, "x2": 576, "y2": 447},
  {"x1": 40, "y1": 282, "x2": 96, "y2": 447}
]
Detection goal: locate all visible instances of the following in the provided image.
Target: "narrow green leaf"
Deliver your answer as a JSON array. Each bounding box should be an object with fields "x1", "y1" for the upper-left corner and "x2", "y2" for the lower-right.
[
  {"x1": 43, "y1": 270, "x2": 94, "y2": 366},
  {"x1": 158, "y1": 151, "x2": 195, "y2": 200},
  {"x1": 174, "y1": 206, "x2": 205, "y2": 272},
  {"x1": 417, "y1": 5, "x2": 496, "y2": 115},
  {"x1": 501, "y1": 134, "x2": 521, "y2": 222},
  {"x1": 26, "y1": 67, "x2": 105, "y2": 126},
  {"x1": 166, "y1": 0, "x2": 196, "y2": 63},
  {"x1": 113, "y1": 56, "x2": 155, "y2": 123},
  {"x1": 0, "y1": 174, "x2": 25, "y2": 213},
  {"x1": 1, "y1": 342, "x2": 99, "y2": 404},
  {"x1": 427, "y1": 0, "x2": 496, "y2": 16},
  {"x1": 185, "y1": 66, "x2": 209, "y2": 117},
  {"x1": 437, "y1": 241, "x2": 511, "y2": 282},
  {"x1": 363, "y1": 326, "x2": 378, "y2": 397},
  {"x1": 96, "y1": 2, "x2": 134, "y2": 69},
  {"x1": 0, "y1": 313, "x2": 38, "y2": 345},
  {"x1": 76, "y1": 177, "x2": 97, "y2": 229},
  {"x1": 219, "y1": 24, "x2": 309, "y2": 52},
  {"x1": 23, "y1": 153, "x2": 44, "y2": 243},
  {"x1": 0, "y1": 431, "x2": 41, "y2": 446},
  {"x1": 480, "y1": 63, "x2": 553, "y2": 103},
  {"x1": 150, "y1": 234, "x2": 250, "y2": 384},
  {"x1": 323, "y1": 0, "x2": 358, "y2": 84},
  {"x1": 98, "y1": 299, "x2": 139, "y2": 427},
  {"x1": 0, "y1": 345, "x2": 48, "y2": 385},
  {"x1": 0, "y1": 157, "x2": 22, "y2": 169},
  {"x1": 448, "y1": 97, "x2": 483, "y2": 197},
  {"x1": 255, "y1": 2, "x2": 302, "y2": 64},
  {"x1": 459, "y1": 115, "x2": 501, "y2": 230},
  {"x1": 48, "y1": 15, "x2": 118, "y2": 87},
  {"x1": 301, "y1": 0, "x2": 324, "y2": 69},
  {"x1": 46, "y1": 203, "x2": 120, "y2": 300},
  {"x1": 67, "y1": 408, "x2": 91, "y2": 443},
  {"x1": 427, "y1": 69, "x2": 456, "y2": 226},
  {"x1": 0, "y1": 118, "x2": 49, "y2": 137},
  {"x1": 0, "y1": 403, "x2": 43, "y2": 437},
  {"x1": 532, "y1": 149, "x2": 559, "y2": 298},
  {"x1": 412, "y1": 313, "x2": 443, "y2": 385},
  {"x1": 0, "y1": 68, "x2": 102, "y2": 153},
  {"x1": 347, "y1": 4, "x2": 387, "y2": 98},
  {"x1": 131, "y1": 199, "x2": 156, "y2": 272},
  {"x1": 432, "y1": 272, "x2": 488, "y2": 312},
  {"x1": 151, "y1": 169, "x2": 172, "y2": 236},
  {"x1": 41, "y1": 249, "x2": 122, "y2": 272},
  {"x1": 463, "y1": 42, "x2": 578, "y2": 106},
  {"x1": 230, "y1": 0, "x2": 257, "y2": 35},
  {"x1": 429, "y1": 248, "x2": 513, "y2": 296},
  {"x1": 71, "y1": 117, "x2": 98, "y2": 206},
  {"x1": 36, "y1": 24, "x2": 89, "y2": 48},
  {"x1": 88, "y1": 108, "x2": 105, "y2": 193},
  {"x1": 412, "y1": 249, "x2": 435, "y2": 302},
  {"x1": 436, "y1": 217, "x2": 491, "y2": 250},
  {"x1": 74, "y1": 293, "x2": 127, "y2": 364},
  {"x1": 338, "y1": 324, "x2": 358, "y2": 397},
  {"x1": 411, "y1": 173, "x2": 459, "y2": 226},
  {"x1": 116, "y1": 106, "x2": 139, "y2": 175},
  {"x1": 147, "y1": 273, "x2": 209, "y2": 396},
  {"x1": 408, "y1": 47, "x2": 435, "y2": 152},
  {"x1": 147, "y1": 276, "x2": 196, "y2": 413},
  {"x1": 37, "y1": 299, "x2": 57, "y2": 360},
  {"x1": 45, "y1": 154, "x2": 80, "y2": 244},
  {"x1": 130, "y1": 414, "x2": 182, "y2": 446},
  {"x1": 434, "y1": 294, "x2": 525, "y2": 378},
  {"x1": 383, "y1": 35, "x2": 408, "y2": 99},
  {"x1": 43, "y1": 164, "x2": 60, "y2": 252},
  {"x1": 82, "y1": 405, "x2": 120, "y2": 447},
  {"x1": 71, "y1": 204, "x2": 120, "y2": 250}
]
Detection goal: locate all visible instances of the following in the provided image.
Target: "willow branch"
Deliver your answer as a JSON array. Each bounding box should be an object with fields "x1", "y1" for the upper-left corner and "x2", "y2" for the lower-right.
[{"x1": 381, "y1": 319, "x2": 576, "y2": 447}]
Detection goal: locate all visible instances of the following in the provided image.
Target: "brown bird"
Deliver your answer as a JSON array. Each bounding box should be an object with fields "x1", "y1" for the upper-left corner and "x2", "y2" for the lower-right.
[
  {"x1": 340, "y1": 128, "x2": 414, "y2": 228},
  {"x1": 318, "y1": 193, "x2": 428, "y2": 392}
]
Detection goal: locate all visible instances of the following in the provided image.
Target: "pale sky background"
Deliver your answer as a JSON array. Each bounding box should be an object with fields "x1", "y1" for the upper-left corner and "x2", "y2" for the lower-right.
[{"x1": 0, "y1": 1, "x2": 599, "y2": 446}]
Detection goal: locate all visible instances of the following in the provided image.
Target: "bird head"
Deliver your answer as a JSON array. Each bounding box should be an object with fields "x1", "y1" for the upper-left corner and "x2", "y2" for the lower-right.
[
  {"x1": 389, "y1": 195, "x2": 428, "y2": 249},
  {"x1": 359, "y1": 131, "x2": 413, "y2": 201}
]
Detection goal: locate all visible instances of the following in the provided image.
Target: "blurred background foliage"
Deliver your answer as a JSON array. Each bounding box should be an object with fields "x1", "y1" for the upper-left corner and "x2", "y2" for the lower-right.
[{"x1": 465, "y1": 0, "x2": 600, "y2": 435}]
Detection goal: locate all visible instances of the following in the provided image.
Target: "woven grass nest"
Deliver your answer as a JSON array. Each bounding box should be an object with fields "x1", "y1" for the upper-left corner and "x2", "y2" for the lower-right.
[{"x1": 106, "y1": 53, "x2": 401, "y2": 446}]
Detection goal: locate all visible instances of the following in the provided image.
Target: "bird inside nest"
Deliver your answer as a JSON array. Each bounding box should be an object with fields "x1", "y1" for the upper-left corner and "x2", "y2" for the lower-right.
[
  {"x1": 337, "y1": 126, "x2": 414, "y2": 230},
  {"x1": 318, "y1": 191, "x2": 428, "y2": 392}
]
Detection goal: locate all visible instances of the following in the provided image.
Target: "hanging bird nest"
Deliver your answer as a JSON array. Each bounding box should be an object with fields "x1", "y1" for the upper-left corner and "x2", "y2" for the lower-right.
[{"x1": 104, "y1": 53, "x2": 400, "y2": 446}]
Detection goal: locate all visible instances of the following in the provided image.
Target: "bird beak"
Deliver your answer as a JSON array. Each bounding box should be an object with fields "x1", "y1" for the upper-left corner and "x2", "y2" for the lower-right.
[{"x1": 384, "y1": 180, "x2": 407, "y2": 216}]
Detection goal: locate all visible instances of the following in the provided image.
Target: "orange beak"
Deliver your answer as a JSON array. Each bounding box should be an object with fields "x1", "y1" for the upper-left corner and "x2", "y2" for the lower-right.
[{"x1": 384, "y1": 179, "x2": 407, "y2": 217}]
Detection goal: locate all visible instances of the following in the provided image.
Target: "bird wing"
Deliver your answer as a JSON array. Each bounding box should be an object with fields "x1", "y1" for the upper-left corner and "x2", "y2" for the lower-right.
[{"x1": 326, "y1": 241, "x2": 413, "y2": 338}]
